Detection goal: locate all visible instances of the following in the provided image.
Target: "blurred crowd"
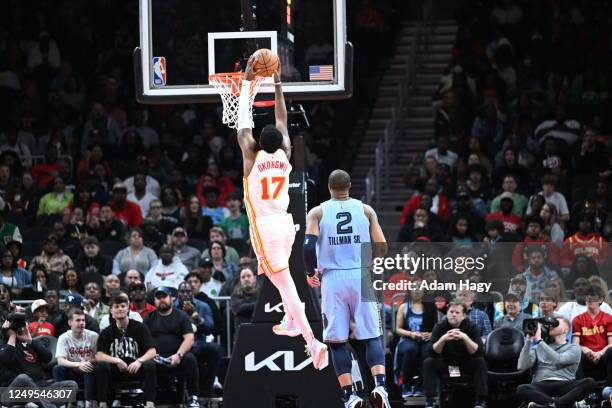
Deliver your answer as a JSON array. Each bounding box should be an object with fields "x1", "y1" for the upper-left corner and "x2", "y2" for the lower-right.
[{"x1": 391, "y1": 1, "x2": 612, "y2": 405}]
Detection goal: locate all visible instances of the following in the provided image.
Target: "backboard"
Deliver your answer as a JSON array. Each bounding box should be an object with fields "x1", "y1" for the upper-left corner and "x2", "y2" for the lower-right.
[{"x1": 134, "y1": 0, "x2": 353, "y2": 104}]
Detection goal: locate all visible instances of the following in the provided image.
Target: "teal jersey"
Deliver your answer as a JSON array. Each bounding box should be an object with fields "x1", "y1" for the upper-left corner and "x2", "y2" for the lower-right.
[{"x1": 316, "y1": 198, "x2": 370, "y2": 271}]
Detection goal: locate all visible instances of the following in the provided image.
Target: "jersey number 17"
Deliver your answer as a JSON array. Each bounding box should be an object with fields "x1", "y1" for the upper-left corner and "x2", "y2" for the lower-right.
[{"x1": 260, "y1": 176, "x2": 287, "y2": 200}]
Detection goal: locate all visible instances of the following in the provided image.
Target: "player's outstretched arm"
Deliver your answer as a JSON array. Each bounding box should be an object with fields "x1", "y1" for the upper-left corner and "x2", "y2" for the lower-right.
[
  {"x1": 364, "y1": 204, "x2": 388, "y2": 258},
  {"x1": 304, "y1": 206, "x2": 322, "y2": 286},
  {"x1": 273, "y1": 70, "x2": 291, "y2": 160},
  {"x1": 237, "y1": 56, "x2": 258, "y2": 175}
]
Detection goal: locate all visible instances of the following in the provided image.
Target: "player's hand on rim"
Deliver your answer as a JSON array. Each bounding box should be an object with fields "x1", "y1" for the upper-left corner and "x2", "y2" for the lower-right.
[{"x1": 244, "y1": 55, "x2": 256, "y2": 81}]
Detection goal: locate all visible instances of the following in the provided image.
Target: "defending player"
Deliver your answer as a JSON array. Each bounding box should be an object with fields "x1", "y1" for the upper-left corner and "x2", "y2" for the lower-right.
[
  {"x1": 304, "y1": 170, "x2": 390, "y2": 408},
  {"x1": 236, "y1": 55, "x2": 328, "y2": 369}
]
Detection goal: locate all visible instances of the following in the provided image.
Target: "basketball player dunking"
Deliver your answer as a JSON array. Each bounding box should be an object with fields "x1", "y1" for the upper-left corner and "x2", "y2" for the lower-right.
[
  {"x1": 304, "y1": 170, "x2": 390, "y2": 408},
  {"x1": 236, "y1": 56, "x2": 328, "y2": 369}
]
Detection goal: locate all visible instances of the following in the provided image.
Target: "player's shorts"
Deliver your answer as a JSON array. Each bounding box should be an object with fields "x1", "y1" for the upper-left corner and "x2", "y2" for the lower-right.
[
  {"x1": 250, "y1": 212, "x2": 296, "y2": 275},
  {"x1": 321, "y1": 268, "x2": 381, "y2": 342}
]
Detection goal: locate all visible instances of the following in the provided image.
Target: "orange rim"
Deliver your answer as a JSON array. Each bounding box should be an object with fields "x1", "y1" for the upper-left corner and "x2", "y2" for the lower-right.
[
  {"x1": 254, "y1": 100, "x2": 275, "y2": 108},
  {"x1": 209, "y1": 72, "x2": 245, "y2": 96}
]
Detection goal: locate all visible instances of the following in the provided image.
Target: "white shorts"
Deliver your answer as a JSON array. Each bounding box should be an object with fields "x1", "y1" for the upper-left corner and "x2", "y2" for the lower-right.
[
  {"x1": 321, "y1": 268, "x2": 381, "y2": 342},
  {"x1": 250, "y1": 212, "x2": 296, "y2": 275}
]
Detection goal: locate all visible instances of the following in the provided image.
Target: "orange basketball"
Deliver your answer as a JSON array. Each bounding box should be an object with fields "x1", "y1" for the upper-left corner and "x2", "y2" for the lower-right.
[{"x1": 251, "y1": 49, "x2": 280, "y2": 78}]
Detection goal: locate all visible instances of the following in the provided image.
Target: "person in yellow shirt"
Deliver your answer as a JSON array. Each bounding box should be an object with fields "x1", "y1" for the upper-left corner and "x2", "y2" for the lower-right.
[{"x1": 37, "y1": 176, "x2": 74, "y2": 216}]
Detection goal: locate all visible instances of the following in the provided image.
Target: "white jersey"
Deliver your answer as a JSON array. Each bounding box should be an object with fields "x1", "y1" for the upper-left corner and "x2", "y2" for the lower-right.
[
  {"x1": 316, "y1": 198, "x2": 371, "y2": 271},
  {"x1": 244, "y1": 149, "x2": 292, "y2": 218},
  {"x1": 55, "y1": 329, "x2": 98, "y2": 362}
]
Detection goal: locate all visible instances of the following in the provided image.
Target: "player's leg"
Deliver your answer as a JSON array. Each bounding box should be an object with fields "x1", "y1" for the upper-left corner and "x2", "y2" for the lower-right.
[
  {"x1": 323, "y1": 269, "x2": 363, "y2": 407},
  {"x1": 330, "y1": 342, "x2": 364, "y2": 408},
  {"x1": 272, "y1": 283, "x2": 300, "y2": 337},
  {"x1": 351, "y1": 277, "x2": 389, "y2": 408},
  {"x1": 267, "y1": 267, "x2": 328, "y2": 369},
  {"x1": 364, "y1": 336, "x2": 390, "y2": 408}
]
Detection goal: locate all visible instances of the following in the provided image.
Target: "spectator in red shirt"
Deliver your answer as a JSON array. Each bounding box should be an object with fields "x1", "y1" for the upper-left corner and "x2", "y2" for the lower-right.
[
  {"x1": 400, "y1": 178, "x2": 450, "y2": 225},
  {"x1": 485, "y1": 192, "x2": 521, "y2": 234},
  {"x1": 571, "y1": 286, "x2": 612, "y2": 382},
  {"x1": 512, "y1": 215, "x2": 560, "y2": 272},
  {"x1": 31, "y1": 144, "x2": 59, "y2": 189},
  {"x1": 109, "y1": 182, "x2": 143, "y2": 227},
  {"x1": 127, "y1": 281, "x2": 156, "y2": 318},
  {"x1": 561, "y1": 213, "x2": 608, "y2": 267},
  {"x1": 28, "y1": 299, "x2": 56, "y2": 337}
]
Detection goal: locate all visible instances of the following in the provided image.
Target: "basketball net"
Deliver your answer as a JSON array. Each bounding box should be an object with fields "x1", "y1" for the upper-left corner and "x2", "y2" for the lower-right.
[{"x1": 209, "y1": 72, "x2": 265, "y2": 129}]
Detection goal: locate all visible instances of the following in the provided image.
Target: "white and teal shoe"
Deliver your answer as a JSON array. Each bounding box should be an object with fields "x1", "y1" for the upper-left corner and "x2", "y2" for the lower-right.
[{"x1": 272, "y1": 315, "x2": 301, "y2": 337}]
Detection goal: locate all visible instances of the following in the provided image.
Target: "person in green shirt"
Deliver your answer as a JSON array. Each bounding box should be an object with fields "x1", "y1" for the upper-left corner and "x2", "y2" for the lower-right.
[
  {"x1": 490, "y1": 174, "x2": 528, "y2": 216},
  {"x1": 0, "y1": 213, "x2": 22, "y2": 247},
  {"x1": 37, "y1": 176, "x2": 74, "y2": 216},
  {"x1": 219, "y1": 194, "x2": 250, "y2": 244}
]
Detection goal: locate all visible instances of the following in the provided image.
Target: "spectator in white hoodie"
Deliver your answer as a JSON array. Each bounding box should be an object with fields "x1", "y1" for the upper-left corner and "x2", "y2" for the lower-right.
[{"x1": 145, "y1": 245, "x2": 188, "y2": 290}]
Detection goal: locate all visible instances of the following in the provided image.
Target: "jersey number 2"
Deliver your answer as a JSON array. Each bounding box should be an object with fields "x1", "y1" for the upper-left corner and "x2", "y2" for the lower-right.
[
  {"x1": 336, "y1": 212, "x2": 353, "y2": 234},
  {"x1": 261, "y1": 176, "x2": 286, "y2": 200}
]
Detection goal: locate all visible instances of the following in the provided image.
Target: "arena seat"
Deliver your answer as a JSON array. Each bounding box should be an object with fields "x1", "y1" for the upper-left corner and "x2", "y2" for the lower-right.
[
  {"x1": 21, "y1": 227, "x2": 52, "y2": 241},
  {"x1": 100, "y1": 240, "x2": 126, "y2": 257},
  {"x1": 485, "y1": 327, "x2": 530, "y2": 406},
  {"x1": 112, "y1": 379, "x2": 146, "y2": 408},
  {"x1": 189, "y1": 239, "x2": 208, "y2": 252},
  {"x1": 32, "y1": 335, "x2": 58, "y2": 371},
  {"x1": 20, "y1": 241, "x2": 44, "y2": 259}
]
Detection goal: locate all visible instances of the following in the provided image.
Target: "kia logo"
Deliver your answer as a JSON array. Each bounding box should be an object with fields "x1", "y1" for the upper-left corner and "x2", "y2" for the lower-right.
[
  {"x1": 244, "y1": 351, "x2": 312, "y2": 372},
  {"x1": 264, "y1": 302, "x2": 284, "y2": 313}
]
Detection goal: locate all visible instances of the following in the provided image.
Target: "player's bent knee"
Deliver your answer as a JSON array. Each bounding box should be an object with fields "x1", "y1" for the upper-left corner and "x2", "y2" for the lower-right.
[
  {"x1": 329, "y1": 342, "x2": 352, "y2": 376},
  {"x1": 364, "y1": 337, "x2": 385, "y2": 368}
]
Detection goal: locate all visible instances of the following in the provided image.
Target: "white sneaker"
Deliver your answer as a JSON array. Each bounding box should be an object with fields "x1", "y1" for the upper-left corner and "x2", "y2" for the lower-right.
[
  {"x1": 369, "y1": 386, "x2": 390, "y2": 408},
  {"x1": 272, "y1": 315, "x2": 301, "y2": 337},
  {"x1": 306, "y1": 340, "x2": 329, "y2": 370},
  {"x1": 344, "y1": 394, "x2": 364, "y2": 408}
]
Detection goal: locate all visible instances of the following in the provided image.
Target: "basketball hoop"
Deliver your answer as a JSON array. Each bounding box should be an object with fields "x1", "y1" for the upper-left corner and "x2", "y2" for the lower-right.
[
  {"x1": 253, "y1": 100, "x2": 275, "y2": 108},
  {"x1": 209, "y1": 72, "x2": 265, "y2": 129}
]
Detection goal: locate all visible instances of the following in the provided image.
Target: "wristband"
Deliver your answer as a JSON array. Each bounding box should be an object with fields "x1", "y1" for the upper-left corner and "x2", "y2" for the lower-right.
[
  {"x1": 237, "y1": 80, "x2": 253, "y2": 130},
  {"x1": 303, "y1": 234, "x2": 318, "y2": 277},
  {"x1": 274, "y1": 82, "x2": 282, "y2": 86}
]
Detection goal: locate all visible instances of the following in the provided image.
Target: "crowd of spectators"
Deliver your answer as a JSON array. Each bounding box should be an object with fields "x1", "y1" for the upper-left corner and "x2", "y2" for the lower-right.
[
  {"x1": 391, "y1": 0, "x2": 612, "y2": 406},
  {"x1": 0, "y1": 0, "x2": 409, "y2": 406}
]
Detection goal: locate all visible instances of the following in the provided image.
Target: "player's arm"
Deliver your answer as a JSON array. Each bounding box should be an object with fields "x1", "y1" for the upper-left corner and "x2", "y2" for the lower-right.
[
  {"x1": 364, "y1": 204, "x2": 387, "y2": 258},
  {"x1": 237, "y1": 56, "x2": 258, "y2": 175},
  {"x1": 273, "y1": 70, "x2": 291, "y2": 160},
  {"x1": 304, "y1": 206, "x2": 322, "y2": 278}
]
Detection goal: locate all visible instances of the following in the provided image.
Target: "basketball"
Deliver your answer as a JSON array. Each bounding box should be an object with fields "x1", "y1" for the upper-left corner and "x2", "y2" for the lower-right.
[{"x1": 251, "y1": 48, "x2": 280, "y2": 78}]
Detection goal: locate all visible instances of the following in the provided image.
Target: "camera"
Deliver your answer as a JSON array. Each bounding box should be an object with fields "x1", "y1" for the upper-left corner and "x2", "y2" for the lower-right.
[
  {"x1": 2, "y1": 311, "x2": 27, "y2": 336},
  {"x1": 523, "y1": 316, "x2": 559, "y2": 343}
]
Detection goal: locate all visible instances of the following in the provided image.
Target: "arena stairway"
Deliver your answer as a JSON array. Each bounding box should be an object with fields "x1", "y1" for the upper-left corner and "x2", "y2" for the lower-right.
[{"x1": 352, "y1": 20, "x2": 457, "y2": 242}]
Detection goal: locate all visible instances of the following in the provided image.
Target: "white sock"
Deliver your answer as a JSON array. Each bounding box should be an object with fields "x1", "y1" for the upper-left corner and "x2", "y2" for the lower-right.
[{"x1": 268, "y1": 269, "x2": 315, "y2": 344}]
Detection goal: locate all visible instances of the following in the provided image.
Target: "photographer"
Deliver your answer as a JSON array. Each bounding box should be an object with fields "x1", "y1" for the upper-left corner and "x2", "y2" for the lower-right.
[
  {"x1": 517, "y1": 317, "x2": 595, "y2": 408},
  {"x1": 423, "y1": 302, "x2": 487, "y2": 408},
  {"x1": 0, "y1": 283, "x2": 25, "y2": 323},
  {"x1": 0, "y1": 314, "x2": 78, "y2": 408}
]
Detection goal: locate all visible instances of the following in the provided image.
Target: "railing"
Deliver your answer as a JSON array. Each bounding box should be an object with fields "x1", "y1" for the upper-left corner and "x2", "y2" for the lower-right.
[{"x1": 361, "y1": 0, "x2": 433, "y2": 208}]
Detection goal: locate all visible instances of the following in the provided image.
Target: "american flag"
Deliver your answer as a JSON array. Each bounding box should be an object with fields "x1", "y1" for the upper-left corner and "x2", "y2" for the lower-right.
[{"x1": 309, "y1": 65, "x2": 334, "y2": 81}]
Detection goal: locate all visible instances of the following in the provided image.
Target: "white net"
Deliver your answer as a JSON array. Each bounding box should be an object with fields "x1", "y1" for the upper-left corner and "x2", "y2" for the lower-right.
[{"x1": 209, "y1": 73, "x2": 265, "y2": 129}]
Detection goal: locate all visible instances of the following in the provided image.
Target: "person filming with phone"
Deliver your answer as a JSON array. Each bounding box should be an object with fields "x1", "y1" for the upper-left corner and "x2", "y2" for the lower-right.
[{"x1": 516, "y1": 316, "x2": 595, "y2": 408}]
